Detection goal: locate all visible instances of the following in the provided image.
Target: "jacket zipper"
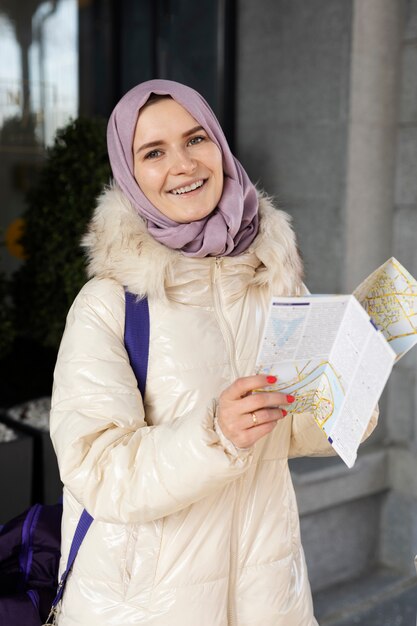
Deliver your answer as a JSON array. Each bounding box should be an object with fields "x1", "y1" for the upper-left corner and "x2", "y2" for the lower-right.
[
  {"x1": 212, "y1": 258, "x2": 239, "y2": 379},
  {"x1": 211, "y1": 258, "x2": 241, "y2": 626},
  {"x1": 227, "y1": 477, "x2": 243, "y2": 626}
]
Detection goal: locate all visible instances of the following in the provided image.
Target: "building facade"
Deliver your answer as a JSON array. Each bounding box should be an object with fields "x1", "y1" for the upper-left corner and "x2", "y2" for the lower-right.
[{"x1": 0, "y1": 0, "x2": 416, "y2": 614}]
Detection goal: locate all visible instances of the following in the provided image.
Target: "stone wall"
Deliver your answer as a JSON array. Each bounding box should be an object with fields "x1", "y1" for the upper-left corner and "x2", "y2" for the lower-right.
[
  {"x1": 382, "y1": 0, "x2": 417, "y2": 574},
  {"x1": 236, "y1": 0, "x2": 353, "y2": 293},
  {"x1": 236, "y1": 0, "x2": 417, "y2": 583}
]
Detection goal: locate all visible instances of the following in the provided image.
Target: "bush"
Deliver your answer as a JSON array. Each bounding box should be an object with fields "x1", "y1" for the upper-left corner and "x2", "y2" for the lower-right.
[
  {"x1": 0, "y1": 267, "x2": 15, "y2": 359},
  {"x1": 0, "y1": 117, "x2": 111, "y2": 405},
  {"x1": 11, "y1": 117, "x2": 111, "y2": 350}
]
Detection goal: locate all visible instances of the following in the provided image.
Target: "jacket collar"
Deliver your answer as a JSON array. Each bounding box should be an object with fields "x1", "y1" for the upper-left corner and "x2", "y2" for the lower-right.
[{"x1": 82, "y1": 184, "x2": 304, "y2": 301}]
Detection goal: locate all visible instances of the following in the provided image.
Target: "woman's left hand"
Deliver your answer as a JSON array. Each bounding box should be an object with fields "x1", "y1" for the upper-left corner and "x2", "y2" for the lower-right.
[{"x1": 216, "y1": 375, "x2": 294, "y2": 449}]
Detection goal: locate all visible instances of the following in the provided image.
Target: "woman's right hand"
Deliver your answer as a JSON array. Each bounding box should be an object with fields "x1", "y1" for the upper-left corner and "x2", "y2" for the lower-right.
[{"x1": 216, "y1": 375, "x2": 294, "y2": 449}]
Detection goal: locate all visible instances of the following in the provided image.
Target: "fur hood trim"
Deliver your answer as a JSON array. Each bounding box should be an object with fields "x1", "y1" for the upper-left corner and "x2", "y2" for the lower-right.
[{"x1": 82, "y1": 184, "x2": 303, "y2": 300}]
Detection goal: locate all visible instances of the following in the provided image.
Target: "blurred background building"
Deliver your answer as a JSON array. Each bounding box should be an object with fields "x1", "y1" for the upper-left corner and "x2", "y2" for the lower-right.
[{"x1": 0, "y1": 0, "x2": 416, "y2": 624}]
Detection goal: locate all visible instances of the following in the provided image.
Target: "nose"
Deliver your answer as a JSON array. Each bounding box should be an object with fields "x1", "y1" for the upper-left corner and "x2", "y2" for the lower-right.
[{"x1": 170, "y1": 147, "x2": 197, "y2": 174}]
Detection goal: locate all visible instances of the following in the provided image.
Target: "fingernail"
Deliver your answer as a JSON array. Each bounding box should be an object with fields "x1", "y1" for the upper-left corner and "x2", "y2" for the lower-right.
[
  {"x1": 266, "y1": 375, "x2": 277, "y2": 384},
  {"x1": 286, "y1": 395, "x2": 295, "y2": 403},
  {"x1": 282, "y1": 409, "x2": 287, "y2": 417}
]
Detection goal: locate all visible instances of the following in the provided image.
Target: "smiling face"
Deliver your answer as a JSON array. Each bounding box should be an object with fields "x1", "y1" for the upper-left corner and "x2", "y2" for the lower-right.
[{"x1": 133, "y1": 97, "x2": 224, "y2": 223}]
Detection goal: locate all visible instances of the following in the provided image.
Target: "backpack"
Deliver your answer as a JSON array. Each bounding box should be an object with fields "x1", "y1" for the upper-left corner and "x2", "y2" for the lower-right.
[{"x1": 0, "y1": 292, "x2": 150, "y2": 625}]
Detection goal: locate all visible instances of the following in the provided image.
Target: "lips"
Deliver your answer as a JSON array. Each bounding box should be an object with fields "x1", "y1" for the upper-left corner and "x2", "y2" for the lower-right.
[{"x1": 169, "y1": 179, "x2": 205, "y2": 195}]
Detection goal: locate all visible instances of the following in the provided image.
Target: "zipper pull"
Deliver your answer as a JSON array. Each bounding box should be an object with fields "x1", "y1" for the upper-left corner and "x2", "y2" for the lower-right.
[{"x1": 211, "y1": 257, "x2": 222, "y2": 284}]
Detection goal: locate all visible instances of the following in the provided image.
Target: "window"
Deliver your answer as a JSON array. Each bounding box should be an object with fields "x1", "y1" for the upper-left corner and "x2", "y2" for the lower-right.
[{"x1": 0, "y1": 0, "x2": 78, "y2": 272}]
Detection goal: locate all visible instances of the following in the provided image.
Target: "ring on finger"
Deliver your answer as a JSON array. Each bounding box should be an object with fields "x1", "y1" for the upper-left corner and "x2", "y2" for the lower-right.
[{"x1": 251, "y1": 412, "x2": 258, "y2": 426}]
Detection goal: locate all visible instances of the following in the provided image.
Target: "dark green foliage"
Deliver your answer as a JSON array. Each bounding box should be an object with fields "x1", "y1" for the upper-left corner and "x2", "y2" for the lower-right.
[
  {"x1": 0, "y1": 113, "x2": 39, "y2": 148},
  {"x1": 0, "y1": 267, "x2": 15, "y2": 358},
  {"x1": 11, "y1": 117, "x2": 111, "y2": 350}
]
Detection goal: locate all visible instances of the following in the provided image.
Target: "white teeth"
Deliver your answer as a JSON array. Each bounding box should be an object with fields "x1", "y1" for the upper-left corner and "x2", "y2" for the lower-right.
[{"x1": 171, "y1": 180, "x2": 204, "y2": 195}]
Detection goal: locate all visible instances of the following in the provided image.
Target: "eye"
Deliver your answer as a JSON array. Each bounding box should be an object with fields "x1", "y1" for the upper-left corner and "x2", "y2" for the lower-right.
[
  {"x1": 188, "y1": 135, "x2": 205, "y2": 146},
  {"x1": 145, "y1": 149, "x2": 162, "y2": 160}
]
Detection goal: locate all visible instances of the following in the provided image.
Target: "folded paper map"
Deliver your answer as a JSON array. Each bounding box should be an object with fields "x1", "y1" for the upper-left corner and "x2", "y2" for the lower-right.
[
  {"x1": 255, "y1": 258, "x2": 417, "y2": 468},
  {"x1": 353, "y1": 257, "x2": 417, "y2": 360}
]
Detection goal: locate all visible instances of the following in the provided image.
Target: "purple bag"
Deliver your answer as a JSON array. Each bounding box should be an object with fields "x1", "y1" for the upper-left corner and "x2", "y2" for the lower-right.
[
  {"x1": 0, "y1": 292, "x2": 150, "y2": 624},
  {"x1": 0, "y1": 503, "x2": 62, "y2": 625}
]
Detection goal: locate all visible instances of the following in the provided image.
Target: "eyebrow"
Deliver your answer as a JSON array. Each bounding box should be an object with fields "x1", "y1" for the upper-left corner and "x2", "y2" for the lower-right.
[{"x1": 135, "y1": 125, "x2": 205, "y2": 154}]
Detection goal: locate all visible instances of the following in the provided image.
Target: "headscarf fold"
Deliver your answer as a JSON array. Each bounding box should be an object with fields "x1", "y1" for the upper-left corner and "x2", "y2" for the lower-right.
[{"x1": 107, "y1": 79, "x2": 259, "y2": 257}]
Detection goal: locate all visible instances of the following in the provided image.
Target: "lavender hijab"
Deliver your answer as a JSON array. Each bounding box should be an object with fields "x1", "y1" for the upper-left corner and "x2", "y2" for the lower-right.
[{"x1": 107, "y1": 79, "x2": 259, "y2": 257}]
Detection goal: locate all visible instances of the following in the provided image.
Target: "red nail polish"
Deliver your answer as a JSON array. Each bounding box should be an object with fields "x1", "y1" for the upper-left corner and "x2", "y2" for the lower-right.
[
  {"x1": 266, "y1": 375, "x2": 277, "y2": 384},
  {"x1": 282, "y1": 409, "x2": 287, "y2": 417},
  {"x1": 286, "y1": 395, "x2": 295, "y2": 403}
]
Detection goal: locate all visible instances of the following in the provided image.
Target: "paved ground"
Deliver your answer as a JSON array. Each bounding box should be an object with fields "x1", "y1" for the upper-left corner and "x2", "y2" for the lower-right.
[{"x1": 313, "y1": 567, "x2": 417, "y2": 626}]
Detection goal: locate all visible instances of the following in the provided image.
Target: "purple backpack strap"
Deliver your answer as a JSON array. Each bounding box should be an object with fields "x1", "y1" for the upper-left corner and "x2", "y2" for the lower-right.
[
  {"x1": 51, "y1": 509, "x2": 93, "y2": 608},
  {"x1": 124, "y1": 292, "x2": 150, "y2": 399},
  {"x1": 49, "y1": 292, "x2": 150, "y2": 614}
]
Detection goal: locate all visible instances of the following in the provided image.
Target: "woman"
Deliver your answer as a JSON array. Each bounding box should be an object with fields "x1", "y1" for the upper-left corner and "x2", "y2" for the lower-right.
[{"x1": 50, "y1": 79, "x2": 375, "y2": 626}]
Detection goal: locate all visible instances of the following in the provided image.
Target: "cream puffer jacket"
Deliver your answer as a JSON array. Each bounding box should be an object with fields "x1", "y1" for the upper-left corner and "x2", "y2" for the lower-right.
[{"x1": 50, "y1": 186, "x2": 348, "y2": 626}]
